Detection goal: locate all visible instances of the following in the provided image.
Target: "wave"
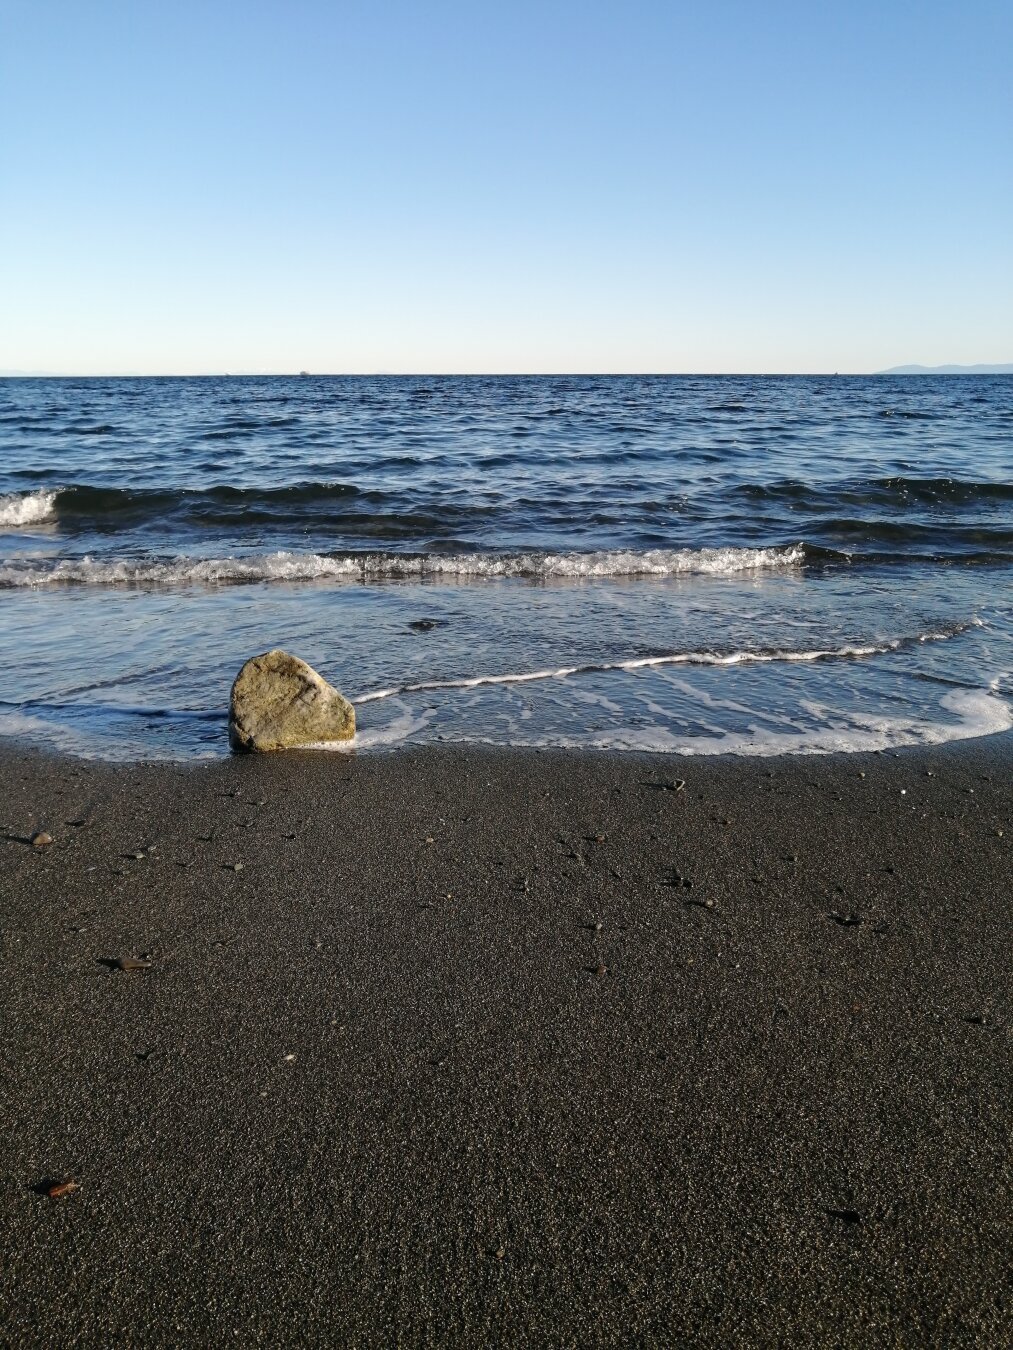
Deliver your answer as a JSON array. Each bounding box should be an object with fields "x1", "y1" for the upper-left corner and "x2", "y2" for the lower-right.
[
  {"x1": 513, "y1": 689, "x2": 1013, "y2": 757},
  {"x1": 0, "y1": 544, "x2": 806, "y2": 588},
  {"x1": 0, "y1": 481, "x2": 502, "y2": 540},
  {"x1": 0, "y1": 489, "x2": 58, "y2": 526},
  {"x1": 353, "y1": 623, "x2": 980, "y2": 704},
  {"x1": 1, "y1": 626, "x2": 993, "y2": 763},
  {"x1": 2, "y1": 482, "x2": 367, "y2": 524},
  {"x1": 3, "y1": 477, "x2": 1011, "y2": 552},
  {"x1": 731, "y1": 475, "x2": 1013, "y2": 506},
  {"x1": 802, "y1": 543, "x2": 1013, "y2": 567}
]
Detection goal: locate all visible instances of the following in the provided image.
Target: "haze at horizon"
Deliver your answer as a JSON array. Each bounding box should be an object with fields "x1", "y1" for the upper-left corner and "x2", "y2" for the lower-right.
[{"x1": 2, "y1": 0, "x2": 1010, "y2": 375}]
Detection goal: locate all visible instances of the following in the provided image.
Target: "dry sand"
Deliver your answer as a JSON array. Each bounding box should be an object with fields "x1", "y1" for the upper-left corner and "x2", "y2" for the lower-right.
[{"x1": 1, "y1": 738, "x2": 1010, "y2": 1346}]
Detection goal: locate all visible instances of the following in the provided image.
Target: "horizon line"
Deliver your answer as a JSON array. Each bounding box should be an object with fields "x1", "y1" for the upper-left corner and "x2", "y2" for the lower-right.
[{"x1": 3, "y1": 368, "x2": 1011, "y2": 380}]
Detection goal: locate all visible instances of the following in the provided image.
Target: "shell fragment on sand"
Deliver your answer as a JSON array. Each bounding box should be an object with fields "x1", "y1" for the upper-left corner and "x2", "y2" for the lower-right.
[
  {"x1": 228, "y1": 650, "x2": 355, "y2": 752},
  {"x1": 45, "y1": 1181, "x2": 79, "y2": 1198}
]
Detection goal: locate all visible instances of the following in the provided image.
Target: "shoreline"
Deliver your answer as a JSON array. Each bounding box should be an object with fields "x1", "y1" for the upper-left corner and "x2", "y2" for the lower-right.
[
  {"x1": 2, "y1": 704, "x2": 1012, "y2": 768},
  {"x1": 2, "y1": 737, "x2": 1010, "y2": 1344}
]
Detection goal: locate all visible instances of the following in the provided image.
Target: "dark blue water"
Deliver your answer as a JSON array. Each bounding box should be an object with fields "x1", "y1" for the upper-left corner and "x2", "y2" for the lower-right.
[{"x1": 1, "y1": 375, "x2": 1010, "y2": 759}]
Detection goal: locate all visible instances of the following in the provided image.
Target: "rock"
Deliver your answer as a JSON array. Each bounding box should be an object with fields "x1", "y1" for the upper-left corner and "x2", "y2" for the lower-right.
[
  {"x1": 30, "y1": 831, "x2": 53, "y2": 847},
  {"x1": 228, "y1": 650, "x2": 355, "y2": 752}
]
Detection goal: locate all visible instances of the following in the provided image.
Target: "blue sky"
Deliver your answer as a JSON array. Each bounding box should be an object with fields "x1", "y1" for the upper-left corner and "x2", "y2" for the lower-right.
[{"x1": 2, "y1": 1, "x2": 1010, "y2": 373}]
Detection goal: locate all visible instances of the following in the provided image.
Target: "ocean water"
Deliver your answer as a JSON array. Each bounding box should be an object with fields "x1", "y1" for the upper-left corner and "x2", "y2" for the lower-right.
[{"x1": 1, "y1": 374, "x2": 1010, "y2": 761}]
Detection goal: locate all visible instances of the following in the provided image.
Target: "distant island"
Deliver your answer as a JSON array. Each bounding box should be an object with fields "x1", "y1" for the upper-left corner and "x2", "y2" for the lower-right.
[{"x1": 877, "y1": 363, "x2": 1013, "y2": 375}]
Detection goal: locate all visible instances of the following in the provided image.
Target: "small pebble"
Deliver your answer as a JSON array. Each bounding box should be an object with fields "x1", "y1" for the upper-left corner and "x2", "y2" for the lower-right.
[
  {"x1": 30, "y1": 831, "x2": 53, "y2": 848},
  {"x1": 116, "y1": 956, "x2": 152, "y2": 972},
  {"x1": 226, "y1": 862, "x2": 244, "y2": 872}
]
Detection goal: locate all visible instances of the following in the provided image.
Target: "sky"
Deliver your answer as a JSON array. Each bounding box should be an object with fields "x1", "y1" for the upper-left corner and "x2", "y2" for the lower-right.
[{"x1": 1, "y1": 0, "x2": 1011, "y2": 374}]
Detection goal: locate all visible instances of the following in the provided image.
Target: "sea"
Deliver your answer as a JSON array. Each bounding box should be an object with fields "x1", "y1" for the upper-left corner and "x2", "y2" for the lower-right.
[{"x1": 1, "y1": 375, "x2": 1010, "y2": 762}]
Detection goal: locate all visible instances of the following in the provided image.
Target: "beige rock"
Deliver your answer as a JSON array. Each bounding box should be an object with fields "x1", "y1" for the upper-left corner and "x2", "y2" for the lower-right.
[{"x1": 228, "y1": 650, "x2": 355, "y2": 752}]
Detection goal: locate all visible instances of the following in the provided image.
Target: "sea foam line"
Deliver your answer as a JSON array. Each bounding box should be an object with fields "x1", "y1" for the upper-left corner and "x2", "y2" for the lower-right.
[
  {"x1": 0, "y1": 544, "x2": 806, "y2": 587},
  {"x1": 354, "y1": 625, "x2": 975, "y2": 705}
]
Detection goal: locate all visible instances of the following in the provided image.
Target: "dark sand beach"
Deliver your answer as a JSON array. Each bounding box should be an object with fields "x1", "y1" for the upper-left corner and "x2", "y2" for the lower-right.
[{"x1": 2, "y1": 738, "x2": 1010, "y2": 1347}]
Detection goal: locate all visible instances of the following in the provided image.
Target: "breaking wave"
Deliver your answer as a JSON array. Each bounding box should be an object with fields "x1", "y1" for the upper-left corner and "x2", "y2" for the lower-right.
[
  {"x1": 0, "y1": 544, "x2": 806, "y2": 588},
  {"x1": 0, "y1": 489, "x2": 58, "y2": 527}
]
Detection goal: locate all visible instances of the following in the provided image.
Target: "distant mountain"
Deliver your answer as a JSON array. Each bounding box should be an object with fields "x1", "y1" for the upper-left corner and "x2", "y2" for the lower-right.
[{"x1": 877, "y1": 363, "x2": 1013, "y2": 375}]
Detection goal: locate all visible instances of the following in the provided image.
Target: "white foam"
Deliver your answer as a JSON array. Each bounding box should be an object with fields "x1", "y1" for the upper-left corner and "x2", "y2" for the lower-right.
[
  {"x1": 415, "y1": 689, "x2": 1011, "y2": 757},
  {"x1": 0, "y1": 544, "x2": 805, "y2": 588},
  {"x1": 552, "y1": 689, "x2": 1013, "y2": 755},
  {"x1": 0, "y1": 551, "x2": 353, "y2": 587},
  {"x1": 0, "y1": 489, "x2": 58, "y2": 528},
  {"x1": 353, "y1": 630, "x2": 965, "y2": 705},
  {"x1": 304, "y1": 703, "x2": 437, "y2": 753}
]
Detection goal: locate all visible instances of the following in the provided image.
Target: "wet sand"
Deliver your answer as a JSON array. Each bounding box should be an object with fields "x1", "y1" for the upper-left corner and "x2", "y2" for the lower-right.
[{"x1": 1, "y1": 738, "x2": 1010, "y2": 1346}]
